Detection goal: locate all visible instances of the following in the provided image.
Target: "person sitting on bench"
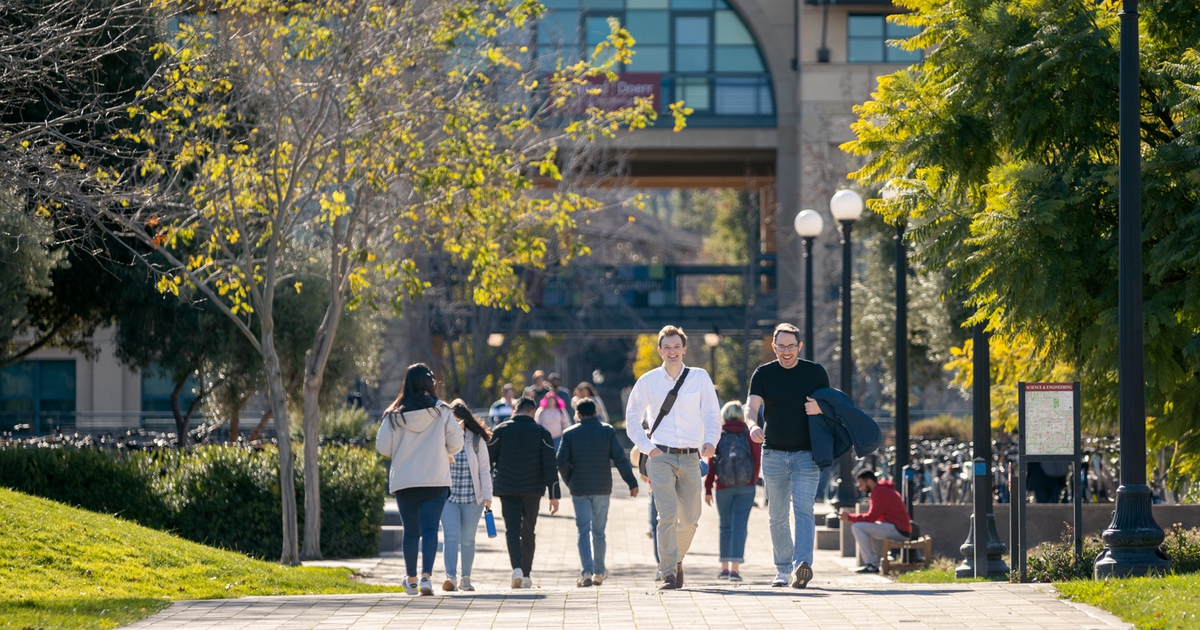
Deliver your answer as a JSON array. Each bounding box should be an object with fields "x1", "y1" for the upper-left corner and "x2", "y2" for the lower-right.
[{"x1": 839, "y1": 470, "x2": 911, "y2": 574}]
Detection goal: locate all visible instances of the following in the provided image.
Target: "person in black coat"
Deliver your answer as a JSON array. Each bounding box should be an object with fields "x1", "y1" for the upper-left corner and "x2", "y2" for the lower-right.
[
  {"x1": 557, "y1": 399, "x2": 639, "y2": 586},
  {"x1": 489, "y1": 396, "x2": 560, "y2": 588}
]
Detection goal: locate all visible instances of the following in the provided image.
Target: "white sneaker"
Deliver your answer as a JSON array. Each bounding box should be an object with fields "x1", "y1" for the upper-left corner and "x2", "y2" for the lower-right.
[
  {"x1": 405, "y1": 579, "x2": 419, "y2": 595},
  {"x1": 460, "y1": 576, "x2": 474, "y2": 591},
  {"x1": 511, "y1": 568, "x2": 524, "y2": 589},
  {"x1": 577, "y1": 572, "x2": 594, "y2": 587},
  {"x1": 521, "y1": 577, "x2": 532, "y2": 588},
  {"x1": 771, "y1": 572, "x2": 790, "y2": 587},
  {"x1": 442, "y1": 576, "x2": 457, "y2": 592},
  {"x1": 592, "y1": 572, "x2": 607, "y2": 585},
  {"x1": 419, "y1": 576, "x2": 434, "y2": 596}
]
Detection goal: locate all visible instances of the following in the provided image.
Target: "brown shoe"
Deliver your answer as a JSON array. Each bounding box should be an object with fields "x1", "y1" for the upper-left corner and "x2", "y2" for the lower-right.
[
  {"x1": 676, "y1": 562, "x2": 684, "y2": 588},
  {"x1": 442, "y1": 578, "x2": 456, "y2": 592},
  {"x1": 658, "y1": 574, "x2": 677, "y2": 590}
]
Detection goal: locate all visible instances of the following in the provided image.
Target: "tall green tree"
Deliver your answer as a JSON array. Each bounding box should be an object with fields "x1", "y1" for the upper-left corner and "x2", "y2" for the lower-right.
[{"x1": 844, "y1": 1, "x2": 1200, "y2": 471}]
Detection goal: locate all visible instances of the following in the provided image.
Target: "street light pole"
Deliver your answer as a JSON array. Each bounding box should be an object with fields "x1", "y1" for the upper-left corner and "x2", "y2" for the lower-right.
[
  {"x1": 793, "y1": 210, "x2": 824, "y2": 362},
  {"x1": 894, "y1": 222, "x2": 910, "y2": 514},
  {"x1": 1094, "y1": 0, "x2": 1169, "y2": 578},
  {"x1": 829, "y1": 190, "x2": 863, "y2": 511}
]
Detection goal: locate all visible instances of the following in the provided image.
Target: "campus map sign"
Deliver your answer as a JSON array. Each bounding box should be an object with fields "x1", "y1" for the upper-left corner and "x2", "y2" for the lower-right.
[{"x1": 1022, "y1": 382, "x2": 1076, "y2": 456}]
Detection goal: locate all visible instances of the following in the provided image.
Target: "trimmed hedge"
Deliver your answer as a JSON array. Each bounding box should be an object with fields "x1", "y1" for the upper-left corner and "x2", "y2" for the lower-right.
[{"x1": 0, "y1": 444, "x2": 385, "y2": 559}]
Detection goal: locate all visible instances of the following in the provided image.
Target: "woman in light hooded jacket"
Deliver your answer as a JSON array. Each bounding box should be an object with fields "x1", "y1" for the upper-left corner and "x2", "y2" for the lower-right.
[
  {"x1": 440, "y1": 400, "x2": 493, "y2": 592},
  {"x1": 376, "y1": 363, "x2": 464, "y2": 596}
]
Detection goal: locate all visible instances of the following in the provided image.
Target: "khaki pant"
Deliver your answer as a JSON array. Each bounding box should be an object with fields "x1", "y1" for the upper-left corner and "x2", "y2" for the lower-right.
[
  {"x1": 851, "y1": 521, "x2": 908, "y2": 568},
  {"x1": 647, "y1": 452, "x2": 703, "y2": 577}
]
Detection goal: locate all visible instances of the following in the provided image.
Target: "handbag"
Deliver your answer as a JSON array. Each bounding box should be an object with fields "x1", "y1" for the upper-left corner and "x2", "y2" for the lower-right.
[{"x1": 637, "y1": 367, "x2": 690, "y2": 478}]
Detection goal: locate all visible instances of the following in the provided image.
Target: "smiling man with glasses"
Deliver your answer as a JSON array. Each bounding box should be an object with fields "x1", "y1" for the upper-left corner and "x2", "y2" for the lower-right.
[{"x1": 744, "y1": 322, "x2": 829, "y2": 588}]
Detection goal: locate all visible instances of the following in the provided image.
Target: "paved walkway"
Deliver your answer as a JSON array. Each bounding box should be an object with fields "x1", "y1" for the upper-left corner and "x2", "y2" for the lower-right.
[{"x1": 126, "y1": 481, "x2": 1129, "y2": 629}]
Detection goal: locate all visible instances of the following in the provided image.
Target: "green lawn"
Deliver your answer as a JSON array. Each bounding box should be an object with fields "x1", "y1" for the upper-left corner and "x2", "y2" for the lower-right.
[
  {"x1": 1057, "y1": 574, "x2": 1200, "y2": 629},
  {"x1": 0, "y1": 487, "x2": 400, "y2": 630}
]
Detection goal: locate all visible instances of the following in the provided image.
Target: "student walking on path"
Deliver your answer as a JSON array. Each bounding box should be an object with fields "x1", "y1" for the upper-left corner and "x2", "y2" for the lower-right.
[
  {"x1": 535, "y1": 391, "x2": 571, "y2": 452},
  {"x1": 557, "y1": 398, "x2": 639, "y2": 587},
  {"x1": 745, "y1": 323, "x2": 829, "y2": 589},
  {"x1": 626, "y1": 325, "x2": 722, "y2": 590},
  {"x1": 841, "y1": 470, "x2": 911, "y2": 574},
  {"x1": 376, "y1": 364, "x2": 464, "y2": 596},
  {"x1": 704, "y1": 401, "x2": 762, "y2": 582},
  {"x1": 572, "y1": 382, "x2": 609, "y2": 423},
  {"x1": 488, "y1": 383, "x2": 516, "y2": 428},
  {"x1": 440, "y1": 400, "x2": 493, "y2": 592},
  {"x1": 489, "y1": 396, "x2": 561, "y2": 589}
]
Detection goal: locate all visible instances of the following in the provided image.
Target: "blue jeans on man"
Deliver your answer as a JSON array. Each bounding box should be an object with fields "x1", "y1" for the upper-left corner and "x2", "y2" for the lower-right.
[
  {"x1": 760, "y1": 448, "x2": 820, "y2": 573},
  {"x1": 572, "y1": 494, "x2": 611, "y2": 576}
]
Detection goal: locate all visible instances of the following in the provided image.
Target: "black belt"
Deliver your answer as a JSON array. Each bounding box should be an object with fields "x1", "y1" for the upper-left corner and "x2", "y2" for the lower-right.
[{"x1": 654, "y1": 444, "x2": 698, "y2": 455}]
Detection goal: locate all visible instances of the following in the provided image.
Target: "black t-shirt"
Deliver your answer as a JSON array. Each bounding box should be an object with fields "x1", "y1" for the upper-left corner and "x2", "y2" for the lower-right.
[{"x1": 748, "y1": 359, "x2": 830, "y2": 452}]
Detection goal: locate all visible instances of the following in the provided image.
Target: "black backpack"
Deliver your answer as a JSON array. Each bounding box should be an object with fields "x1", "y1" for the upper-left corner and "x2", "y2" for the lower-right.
[{"x1": 714, "y1": 431, "x2": 755, "y2": 487}]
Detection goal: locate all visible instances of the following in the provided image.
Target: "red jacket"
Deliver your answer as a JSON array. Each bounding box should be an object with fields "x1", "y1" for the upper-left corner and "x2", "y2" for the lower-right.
[
  {"x1": 705, "y1": 421, "x2": 762, "y2": 494},
  {"x1": 846, "y1": 480, "x2": 911, "y2": 535}
]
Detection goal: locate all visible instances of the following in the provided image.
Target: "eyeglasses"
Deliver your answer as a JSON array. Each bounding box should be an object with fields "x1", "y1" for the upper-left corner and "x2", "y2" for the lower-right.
[{"x1": 774, "y1": 344, "x2": 800, "y2": 353}]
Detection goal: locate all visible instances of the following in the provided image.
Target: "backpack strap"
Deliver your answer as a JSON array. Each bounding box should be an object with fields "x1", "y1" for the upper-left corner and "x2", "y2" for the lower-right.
[{"x1": 647, "y1": 367, "x2": 690, "y2": 439}]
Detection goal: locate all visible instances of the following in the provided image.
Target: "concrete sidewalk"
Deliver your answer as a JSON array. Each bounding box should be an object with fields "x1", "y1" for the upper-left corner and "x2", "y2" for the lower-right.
[{"x1": 125, "y1": 481, "x2": 1130, "y2": 629}]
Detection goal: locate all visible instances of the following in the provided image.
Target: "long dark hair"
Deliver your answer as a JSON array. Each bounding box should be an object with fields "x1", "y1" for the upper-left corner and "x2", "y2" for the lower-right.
[
  {"x1": 386, "y1": 363, "x2": 438, "y2": 413},
  {"x1": 450, "y1": 399, "x2": 491, "y2": 441}
]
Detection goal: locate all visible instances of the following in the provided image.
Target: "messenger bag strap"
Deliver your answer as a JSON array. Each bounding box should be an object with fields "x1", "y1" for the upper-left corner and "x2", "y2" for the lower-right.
[{"x1": 647, "y1": 367, "x2": 690, "y2": 439}]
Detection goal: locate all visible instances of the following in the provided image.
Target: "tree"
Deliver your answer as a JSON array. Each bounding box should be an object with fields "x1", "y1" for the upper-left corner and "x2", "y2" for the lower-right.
[
  {"x1": 0, "y1": 194, "x2": 63, "y2": 366},
  {"x1": 844, "y1": 1, "x2": 1200, "y2": 473}
]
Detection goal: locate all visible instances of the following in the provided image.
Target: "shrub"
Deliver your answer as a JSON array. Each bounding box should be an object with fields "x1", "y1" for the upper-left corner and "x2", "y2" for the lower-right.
[
  {"x1": 1022, "y1": 525, "x2": 1200, "y2": 582},
  {"x1": 910, "y1": 414, "x2": 972, "y2": 440},
  {"x1": 0, "y1": 444, "x2": 385, "y2": 560}
]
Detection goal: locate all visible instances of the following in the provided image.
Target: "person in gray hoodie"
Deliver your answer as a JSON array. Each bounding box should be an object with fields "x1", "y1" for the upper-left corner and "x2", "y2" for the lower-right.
[{"x1": 376, "y1": 364, "x2": 464, "y2": 596}]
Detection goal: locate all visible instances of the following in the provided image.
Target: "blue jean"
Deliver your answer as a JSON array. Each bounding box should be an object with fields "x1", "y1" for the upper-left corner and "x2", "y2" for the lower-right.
[
  {"x1": 395, "y1": 489, "x2": 450, "y2": 577},
  {"x1": 760, "y1": 449, "x2": 820, "y2": 573},
  {"x1": 441, "y1": 501, "x2": 485, "y2": 578},
  {"x1": 572, "y1": 494, "x2": 611, "y2": 575},
  {"x1": 715, "y1": 484, "x2": 756, "y2": 563}
]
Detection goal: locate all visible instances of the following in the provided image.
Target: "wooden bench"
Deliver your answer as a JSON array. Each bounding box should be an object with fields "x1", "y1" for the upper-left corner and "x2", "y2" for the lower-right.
[{"x1": 881, "y1": 536, "x2": 932, "y2": 575}]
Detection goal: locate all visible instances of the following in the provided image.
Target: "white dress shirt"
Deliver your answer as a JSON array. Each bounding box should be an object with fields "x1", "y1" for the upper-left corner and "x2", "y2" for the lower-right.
[{"x1": 625, "y1": 365, "x2": 722, "y2": 452}]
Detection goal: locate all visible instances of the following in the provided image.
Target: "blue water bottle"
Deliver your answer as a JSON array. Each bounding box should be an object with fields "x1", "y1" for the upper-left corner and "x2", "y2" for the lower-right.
[{"x1": 484, "y1": 507, "x2": 497, "y2": 538}]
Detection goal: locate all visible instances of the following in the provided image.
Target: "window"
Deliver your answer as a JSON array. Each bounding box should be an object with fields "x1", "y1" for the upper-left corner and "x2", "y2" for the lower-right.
[
  {"x1": 0, "y1": 360, "x2": 75, "y2": 432},
  {"x1": 141, "y1": 367, "x2": 199, "y2": 418},
  {"x1": 847, "y1": 14, "x2": 922, "y2": 64},
  {"x1": 532, "y1": 0, "x2": 774, "y2": 123}
]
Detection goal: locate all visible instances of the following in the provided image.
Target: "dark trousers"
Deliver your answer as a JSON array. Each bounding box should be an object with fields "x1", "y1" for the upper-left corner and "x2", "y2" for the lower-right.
[
  {"x1": 396, "y1": 489, "x2": 450, "y2": 578},
  {"x1": 499, "y1": 494, "x2": 541, "y2": 576}
]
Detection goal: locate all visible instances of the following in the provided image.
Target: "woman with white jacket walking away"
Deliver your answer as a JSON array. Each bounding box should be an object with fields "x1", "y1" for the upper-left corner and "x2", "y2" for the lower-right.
[
  {"x1": 376, "y1": 364, "x2": 464, "y2": 596},
  {"x1": 440, "y1": 400, "x2": 494, "y2": 592}
]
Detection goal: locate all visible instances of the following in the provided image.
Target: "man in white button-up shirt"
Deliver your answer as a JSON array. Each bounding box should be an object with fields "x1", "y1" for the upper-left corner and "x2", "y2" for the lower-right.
[{"x1": 626, "y1": 325, "x2": 722, "y2": 590}]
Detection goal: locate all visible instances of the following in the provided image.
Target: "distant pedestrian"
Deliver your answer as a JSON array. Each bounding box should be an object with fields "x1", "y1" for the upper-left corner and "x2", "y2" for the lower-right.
[
  {"x1": 376, "y1": 364, "x2": 464, "y2": 596},
  {"x1": 573, "y1": 382, "x2": 609, "y2": 423},
  {"x1": 548, "y1": 372, "x2": 574, "y2": 421},
  {"x1": 841, "y1": 470, "x2": 911, "y2": 574},
  {"x1": 489, "y1": 396, "x2": 561, "y2": 588},
  {"x1": 557, "y1": 399, "x2": 639, "y2": 587},
  {"x1": 489, "y1": 383, "x2": 517, "y2": 428},
  {"x1": 704, "y1": 401, "x2": 762, "y2": 582},
  {"x1": 745, "y1": 322, "x2": 829, "y2": 588},
  {"x1": 441, "y1": 400, "x2": 494, "y2": 592},
  {"x1": 626, "y1": 325, "x2": 721, "y2": 590},
  {"x1": 535, "y1": 391, "x2": 571, "y2": 452},
  {"x1": 529, "y1": 370, "x2": 549, "y2": 402}
]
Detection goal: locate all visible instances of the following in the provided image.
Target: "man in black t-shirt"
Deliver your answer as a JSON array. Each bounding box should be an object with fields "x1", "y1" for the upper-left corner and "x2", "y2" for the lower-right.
[{"x1": 745, "y1": 323, "x2": 829, "y2": 589}]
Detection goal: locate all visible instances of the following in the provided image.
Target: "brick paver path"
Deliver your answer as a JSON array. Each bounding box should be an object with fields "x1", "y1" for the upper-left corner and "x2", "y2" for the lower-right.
[{"x1": 125, "y1": 480, "x2": 1129, "y2": 629}]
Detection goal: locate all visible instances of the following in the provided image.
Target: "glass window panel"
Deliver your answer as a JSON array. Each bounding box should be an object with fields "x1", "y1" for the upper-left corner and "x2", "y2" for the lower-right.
[
  {"x1": 538, "y1": 47, "x2": 571, "y2": 71},
  {"x1": 671, "y1": 0, "x2": 712, "y2": 9},
  {"x1": 715, "y1": 46, "x2": 763, "y2": 72},
  {"x1": 541, "y1": 0, "x2": 578, "y2": 8},
  {"x1": 847, "y1": 15, "x2": 884, "y2": 38},
  {"x1": 885, "y1": 45, "x2": 922, "y2": 63},
  {"x1": 582, "y1": 0, "x2": 623, "y2": 8},
  {"x1": 586, "y1": 15, "x2": 619, "y2": 46},
  {"x1": 141, "y1": 368, "x2": 177, "y2": 399},
  {"x1": 39, "y1": 400, "x2": 74, "y2": 414},
  {"x1": 714, "y1": 79, "x2": 758, "y2": 114},
  {"x1": 886, "y1": 21, "x2": 921, "y2": 39},
  {"x1": 0, "y1": 362, "x2": 35, "y2": 398},
  {"x1": 626, "y1": 0, "x2": 668, "y2": 8},
  {"x1": 538, "y1": 11, "x2": 580, "y2": 44},
  {"x1": 714, "y1": 11, "x2": 753, "y2": 45},
  {"x1": 716, "y1": 0, "x2": 730, "y2": 8},
  {"x1": 675, "y1": 16, "x2": 709, "y2": 45},
  {"x1": 758, "y1": 83, "x2": 774, "y2": 114},
  {"x1": 626, "y1": 11, "x2": 669, "y2": 45},
  {"x1": 679, "y1": 78, "x2": 710, "y2": 110},
  {"x1": 848, "y1": 38, "x2": 884, "y2": 63},
  {"x1": 675, "y1": 45, "x2": 709, "y2": 72},
  {"x1": 38, "y1": 361, "x2": 75, "y2": 400},
  {"x1": 629, "y1": 45, "x2": 670, "y2": 71},
  {"x1": 0, "y1": 399, "x2": 34, "y2": 413}
]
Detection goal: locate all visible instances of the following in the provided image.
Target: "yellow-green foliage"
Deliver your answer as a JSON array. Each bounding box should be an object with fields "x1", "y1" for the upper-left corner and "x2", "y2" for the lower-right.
[
  {"x1": 909, "y1": 414, "x2": 971, "y2": 440},
  {"x1": 0, "y1": 488, "x2": 399, "y2": 630}
]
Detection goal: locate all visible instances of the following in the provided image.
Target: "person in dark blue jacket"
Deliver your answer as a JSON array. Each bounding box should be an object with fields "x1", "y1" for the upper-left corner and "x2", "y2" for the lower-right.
[
  {"x1": 489, "y1": 396, "x2": 561, "y2": 589},
  {"x1": 557, "y1": 399, "x2": 639, "y2": 587}
]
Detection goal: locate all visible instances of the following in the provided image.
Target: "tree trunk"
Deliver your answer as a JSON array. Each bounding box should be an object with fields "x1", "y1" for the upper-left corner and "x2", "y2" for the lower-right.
[
  {"x1": 261, "y1": 326, "x2": 300, "y2": 566},
  {"x1": 170, "y1": 379, "x2": 189, "y2": 448},
  {"x1": 229, "y1": 402, "x2": 241, "y2": 443},
  {"x1": 248, "y1": 408, "x2": 273, "y2": 442}
]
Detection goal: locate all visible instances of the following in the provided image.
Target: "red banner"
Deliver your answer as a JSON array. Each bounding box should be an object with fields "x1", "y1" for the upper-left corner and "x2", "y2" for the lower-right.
[{"x1": 552, "y1": 72, "x2": 660, "y2": 113}]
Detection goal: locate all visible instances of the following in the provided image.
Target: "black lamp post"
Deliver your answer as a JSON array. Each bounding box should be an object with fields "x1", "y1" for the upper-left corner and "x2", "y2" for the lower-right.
[
  {"x1": 829, "y1": 189, "x2": 863, "y2": 512},
  {"x1": 893, "y1": 221, "x2": 910, "y2": 514},
  {"x1": 793, "y1": 209, "x2": 825, "y2": 362},
  {"x1": 1094, "y1": 0, "x2": 1169, "y2": 578}
]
